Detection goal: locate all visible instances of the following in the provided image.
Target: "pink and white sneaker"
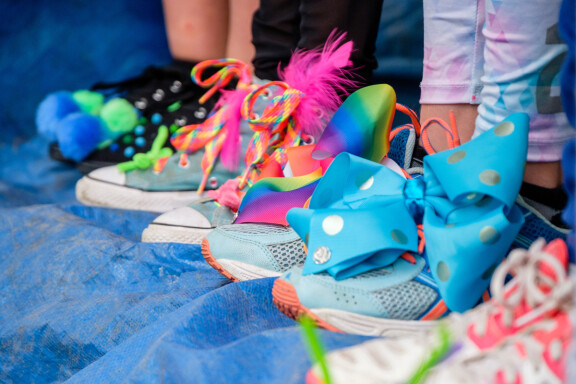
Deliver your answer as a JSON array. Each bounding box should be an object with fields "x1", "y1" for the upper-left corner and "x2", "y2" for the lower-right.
[{"x1": 306, "y1": 238, "x2": 574, "y2": 384}]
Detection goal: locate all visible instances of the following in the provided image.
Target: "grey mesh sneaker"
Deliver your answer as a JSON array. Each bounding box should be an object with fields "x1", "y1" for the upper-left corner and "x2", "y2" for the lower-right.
[{"x1": 201, "y1": 223, "x2": 307, "y2": 281}]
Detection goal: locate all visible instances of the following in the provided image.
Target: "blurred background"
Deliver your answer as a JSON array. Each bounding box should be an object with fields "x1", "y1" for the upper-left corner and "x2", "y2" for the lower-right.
[{"x1": 0, "y1": 0, "x2": 423, "y2": 147}]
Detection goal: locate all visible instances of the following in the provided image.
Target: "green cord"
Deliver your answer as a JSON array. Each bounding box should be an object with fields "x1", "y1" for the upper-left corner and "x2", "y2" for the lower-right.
[
  {"x1": 117, "y1": 125, "x2": 174, "y2": 172},
  {"x1": 300, "y1": 315, "x2": 332, "y2": 384},
  {"x1": 407, "y1": 324, "x2": 452, "y2": 384}
]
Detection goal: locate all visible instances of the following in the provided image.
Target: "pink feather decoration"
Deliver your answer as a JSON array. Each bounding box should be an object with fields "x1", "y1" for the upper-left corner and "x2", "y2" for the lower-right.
[
  {"x1": 279, "y1": 30, "x2": 358, "y2": 138},
  {"x1": 217, "y1": 87, "x2": 251, "y2": 171}
]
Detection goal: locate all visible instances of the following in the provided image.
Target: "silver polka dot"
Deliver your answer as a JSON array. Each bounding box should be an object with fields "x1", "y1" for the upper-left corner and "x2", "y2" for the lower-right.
[
  {"x1": 447, "y1": 150, "x2": 466, "y2": 164},
  {"x1": 494, "y1": 122, "x2": 515, "y2": 136},
  {"x1": 466, "y1": 193, "x2": 477, "y2": 200},
  {"x1": 313, "y1": 246, "x2": 331, "y2": 264},
  {"x1": 355, "y1": 170, "x2": 374, "y2": 190},
  {"x1": 480, "y1": 226, "x2": 500, "y2": 245},
  {"x1": 391, "y1": 229, "x2": 408, "y2": 244},
  {"x1": 479, "y1": 170, "x2": 501, "y2": 186},
  {"x1": 437, "y1": 262, "x2": 450, "y2": 282},
  {"x1": 322, "y1": 215, "x2": 344, "y2": 235}
]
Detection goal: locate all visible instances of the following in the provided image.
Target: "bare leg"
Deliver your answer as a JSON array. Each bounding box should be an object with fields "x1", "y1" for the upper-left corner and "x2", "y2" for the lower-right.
[
  {"x1": 226, "y1": 0, "x2": 258, "y2": 64},
  {"x1": 419, "y1": 104, "x2": 478, "y2": 152},
  {"x1": 162, "y1": 0, "x2": 229, "y2": 62}
]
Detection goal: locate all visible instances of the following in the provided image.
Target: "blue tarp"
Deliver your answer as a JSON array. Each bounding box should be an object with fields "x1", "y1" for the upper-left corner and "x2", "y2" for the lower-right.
[{"x1": 0, "y1": 137, "x2": 371, "y2": 383}]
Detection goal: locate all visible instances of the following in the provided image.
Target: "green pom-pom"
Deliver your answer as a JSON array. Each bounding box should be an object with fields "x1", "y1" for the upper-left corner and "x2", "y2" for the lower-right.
[
  {"x1": 72, "y1": 90, "x2": 104, "y2": 115},
  {"x1": 100, "y1": 98, "x2": 138, "y2": 135}
]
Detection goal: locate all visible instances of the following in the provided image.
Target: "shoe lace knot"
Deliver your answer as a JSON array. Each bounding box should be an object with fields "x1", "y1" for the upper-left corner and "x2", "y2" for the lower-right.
[
  {"x1": 238, "y1": 81, "x2": 306, "y2": 188},
  {"x1": 117, "y1": 125, "x2": 173, "y2": 172}
]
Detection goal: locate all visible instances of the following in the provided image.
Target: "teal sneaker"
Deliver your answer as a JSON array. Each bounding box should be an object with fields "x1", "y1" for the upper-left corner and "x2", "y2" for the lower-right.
[
  {"x1": 273, "y1": 254, "x2": 446, "y2": 336},
  {"x1": 201, "y1": 122, "x2": 422, "y2": 279},
  {"x1": 202, "y1": 223, "x2": 306, "y2": 281},
  {"x1": 144, "y1": 88, "x2": 420, "y2": 243}
]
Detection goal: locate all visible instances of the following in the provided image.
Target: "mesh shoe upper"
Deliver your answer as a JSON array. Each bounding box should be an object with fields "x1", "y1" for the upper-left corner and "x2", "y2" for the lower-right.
[
  {"x1": 206, "y1": 224, "x2": 307, "y2": 274},
  {"x1": 280, "y1": 255, "x2": 440, "y2": 319}
]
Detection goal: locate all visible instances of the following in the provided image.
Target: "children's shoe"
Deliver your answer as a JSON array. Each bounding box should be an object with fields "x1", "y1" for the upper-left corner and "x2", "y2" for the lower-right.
[
  {"x1": 76, "y1": 35, "x2": 357, "y2": 212},
  {"x1": 74, "y1": 60, "x2": 265, "y2": 212},
  {"x1": 40, "y1": 61, "x2": 209, "y2": 165},
  {"x1": 200, "y1": 126, "x2": 422, "y2": 281},
  {"x1": 305, "y1": 238, "x2": 574, "y2": 384},
  {"x1": 273, "y1": 114, "x2": 531, "y2": 334}
]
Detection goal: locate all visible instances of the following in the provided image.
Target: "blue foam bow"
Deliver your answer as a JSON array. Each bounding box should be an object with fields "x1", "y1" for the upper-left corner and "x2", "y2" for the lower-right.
[{"x1": 286, "y1": 113, "x2": 529, "y2": 312}]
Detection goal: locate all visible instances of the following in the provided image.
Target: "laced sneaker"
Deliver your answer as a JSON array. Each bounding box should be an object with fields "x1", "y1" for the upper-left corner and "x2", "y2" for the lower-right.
[
  {"x1": 75, "y1": 59, "x2": 264, "y2": 212},
  {"x1": 305, "y1": 238, "x2": 574, "y2": 384},
  {"x1": 201, "y1": 109, "x2": 422, "y2": 281},
  {"x1": 140, "y1": 34, "x2": 362, "y2": 230},
  {"x1": 76, "y1": 34, "x2": 357, "y2": 212},
  {"x1": 41, "y1": 61, "x2": 210, "y2": 166}
]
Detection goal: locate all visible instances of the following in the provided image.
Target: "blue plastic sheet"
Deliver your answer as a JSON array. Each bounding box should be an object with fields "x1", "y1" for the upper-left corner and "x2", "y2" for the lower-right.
[{"x1": 0, "y1": 138, "x2": 371, "y2": 383}]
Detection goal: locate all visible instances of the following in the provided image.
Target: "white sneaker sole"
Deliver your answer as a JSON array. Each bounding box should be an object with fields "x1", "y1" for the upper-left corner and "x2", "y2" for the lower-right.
[
  {"x1": 217, "y1": 259, "x2": 282, "y2": 281},
  {"x1": 142, "y1": 223, "x2": 212, "y2": 244},
  {"x1": 310, "y1": 308, "x2": 436, "y2": 337},
  {"x1": 76, "y1": 176, "x2": 204, "y2": 213}
]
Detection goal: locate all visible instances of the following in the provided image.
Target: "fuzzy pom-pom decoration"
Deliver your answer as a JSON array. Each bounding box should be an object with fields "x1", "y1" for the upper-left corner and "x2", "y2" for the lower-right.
[
  {"x1": 99, "y1": 98, "x2": 138, "y2": 137},
  {"x1": 57, "y1": 112, "x2": 104, "y2": 161},
  {"x1": 72, "y1": 90, "x2": 104, "y2": 115},
  {"x1": 279, "y1": 31, "x2": 358, "y2": 138},
  {"x1": 36, "y1": 91, "x2": 81, "y2": 141}
]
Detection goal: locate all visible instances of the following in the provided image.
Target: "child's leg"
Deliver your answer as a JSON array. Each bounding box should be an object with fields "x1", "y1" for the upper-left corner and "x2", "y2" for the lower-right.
[
  {"x1": 226, "y1": 0, "x2": 259, "y2": 64},
  {"x1": 473, "y1": 0, "x2": 573, "y2": 189},
  {"x1": 419, "y1": 0, "x2": 485, "y2": 150},
  {"x1": 162, "y1": 0, "x2": 229, "y2": 62},
  {"x1": 251, "y1": 0, "x2": 300, "y2": 81},
  {"x1": 298, "y1": 0, "x2": 384, "y2": 85}
]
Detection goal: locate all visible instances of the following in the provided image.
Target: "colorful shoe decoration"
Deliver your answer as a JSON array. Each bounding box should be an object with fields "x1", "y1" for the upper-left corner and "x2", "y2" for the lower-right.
[
  {"x1": 306, "y1": 238, "x2": 574, "y2": 383},
  {"x1": 200, "y1": 112, "x2": 423, "y2": 283},
  {"x1": 144, "y1": 83, "x2": 413, "y2": 244},
  {"x1": 39, "y1": 61, "x2": 208, "y2": 165},
  {"x1": 75, "y1": 59, "x2": 261, "y2": 212},
  {"x1": 76, "y1": 34, "x2": 356, "y2": 212},
  {"x1": 270, "y1": 114, "x2": 530, "y2": 334}
]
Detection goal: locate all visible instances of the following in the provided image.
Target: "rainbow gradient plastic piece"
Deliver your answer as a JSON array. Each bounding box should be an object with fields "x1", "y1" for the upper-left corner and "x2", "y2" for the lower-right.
[{"x1": 235, "y1": 84, "x2": 397, "y2": 225}]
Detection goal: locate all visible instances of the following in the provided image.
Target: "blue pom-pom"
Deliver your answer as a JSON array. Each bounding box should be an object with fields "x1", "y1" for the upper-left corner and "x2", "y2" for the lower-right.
[
  {"x1": 36, "y1": 91, "x2": 81, "y2": 141},
  {"x1": 57, "y1": 113, "x2": 104, "y2": 161}
]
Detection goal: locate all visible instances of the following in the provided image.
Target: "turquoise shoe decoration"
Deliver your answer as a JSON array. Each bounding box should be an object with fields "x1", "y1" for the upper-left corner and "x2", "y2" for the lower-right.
[{"x1": 287, "y1": 113, "x2": 530, "y2": 312}]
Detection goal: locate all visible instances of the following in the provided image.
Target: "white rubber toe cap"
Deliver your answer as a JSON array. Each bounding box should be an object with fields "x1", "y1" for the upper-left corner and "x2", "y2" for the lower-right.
[
  {"x1": 152, "y1": 206, "x2": 211, "y2": 228},
  {"x1": 87, "y1": 165, "x2": 126, "y2": 185}
]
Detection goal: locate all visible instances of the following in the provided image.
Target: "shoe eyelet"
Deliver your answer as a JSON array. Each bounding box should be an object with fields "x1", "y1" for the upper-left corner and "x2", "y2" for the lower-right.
[
  {"x1": 170, "y1": 80, "x2": 182, "y2": 93},
  {"x1": 261, "y1": 89, "x2": 271, "y2": 100},
  {"x1": 194, "y1": 107, "x2": 207, "y2": 120},
  {"x1": 303, "y1": 136, "x2": 315, "y2": 145},
  {"x1": 208, "y1": 176, "x2": 219, "y2": 188},
  {"x1": 179, "y1": 158, "x2": 191, "y2": 169},
  {"x1": 135, "y1": 97, "x2": 148, "y2": 110},
  {"x1": 152, "y1": 89, "x2": 165, "y2": 101},
  {"x1": 174, "y1": 116, "x2": 188, "y2": 126}
]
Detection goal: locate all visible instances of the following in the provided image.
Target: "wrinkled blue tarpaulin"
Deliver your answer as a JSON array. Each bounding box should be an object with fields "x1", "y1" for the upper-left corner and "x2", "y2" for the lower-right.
[
  {"x1": 0, "y1": 1, "x2": 429, "y2": 382},
  {"x1": 0, "y1": 138, "x2": 371, "y2": 383}
]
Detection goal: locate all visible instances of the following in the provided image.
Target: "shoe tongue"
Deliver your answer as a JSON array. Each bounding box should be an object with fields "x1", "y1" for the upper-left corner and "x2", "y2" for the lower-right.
[{"x1": 539, "y1": 238, "x2": 568, "y2": 281}]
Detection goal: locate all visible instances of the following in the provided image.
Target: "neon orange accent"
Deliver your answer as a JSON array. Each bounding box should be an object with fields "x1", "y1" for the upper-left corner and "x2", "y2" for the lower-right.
[
  {"x1": 400, "y1": 252, "x2": 416, "y2": 264},
  {"x1": 420, "y1": 300, "x2": 448, "y2": 321}
]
